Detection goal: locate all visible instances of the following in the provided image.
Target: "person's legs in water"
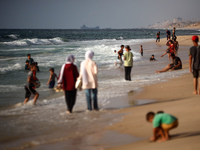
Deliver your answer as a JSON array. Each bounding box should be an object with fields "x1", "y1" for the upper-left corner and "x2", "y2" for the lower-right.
[
  {"x1": 70, "y1": 90, "x2": 77, "y2": 113},
  {"x1": 124, "y1": 67, "x2": 128, "y2": 80},
  {"x1": 24, "y1": 85, "x2": 31, "y2": 104},
  {"x1": 65, "y1": 91, "x2": 72, "y2": 113},
  {"x1": 92, "y1": 88, "x2": 98, "y2": 110},
  {"x1": 85, "y1": 89, "x2": 92, "y2": 111},
  {"x1": 127, "y1": 67, "x2": 132, "y2": 81}
]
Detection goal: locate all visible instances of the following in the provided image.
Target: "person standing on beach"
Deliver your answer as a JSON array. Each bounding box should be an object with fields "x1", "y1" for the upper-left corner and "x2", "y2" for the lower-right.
[
  {"x1": 173, "y1": 38, "x2": 179, "y2": 55},
  {"x1": 78, "y1": 51, "x2": 99, "y2": 111},
  {"x1": 124, "y1": 45, "x2": 133, "y2": 81},
  {"x1": 140, "y1": 45, "x2": 143, "y2": 56},
  {"x1": 172, "y1": 27, "x2": 176, "y2": 41},
  {"x1": 161, "y1": 40, "x2": 175, "y2": 60},
  {"x1": 57, "y1": 55, "x2": 79, "y2": 114},
  {"x1": 116, "y1": 45, "x2": 124, "y2": 67},
  {"x1": 189, "y1": 35, "x2": 200, "y2": 95},
  {"x1": 166, "y1": 30, "x2": 171, "y2": 40},
  {"x1": 156, "y1": 31, "x2": 160, "y2": 42}
]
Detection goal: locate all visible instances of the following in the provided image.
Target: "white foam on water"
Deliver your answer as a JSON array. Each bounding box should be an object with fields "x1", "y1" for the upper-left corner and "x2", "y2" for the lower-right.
[
  {"x1": 0, "y1": 63, "x2": 22, "y2": 74},
  {"x1": 7, "y1": 34, "x2": 19, "y2": 40},
  {"x1": 1, "y1": 37, "x2": 65, "y2": 47}
]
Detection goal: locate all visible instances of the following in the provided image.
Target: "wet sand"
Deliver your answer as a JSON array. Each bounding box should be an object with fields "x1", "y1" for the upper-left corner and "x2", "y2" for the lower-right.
[{"x1": 107, "y1": 35, "x2": 200, "y2": 150}]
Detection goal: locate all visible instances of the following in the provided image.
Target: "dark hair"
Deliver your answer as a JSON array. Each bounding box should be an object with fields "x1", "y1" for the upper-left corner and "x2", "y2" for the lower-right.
[
  {"x1": 152, "y1": 54, "x2": 154, "y2": 57},
  {"x1": 157, "y1": 111, "x2": 164, "y2": 114},
  {"x1": 30, "y1": 63, "x2": 35, "y2": 68},
  {"x1": 27, "y1": 54, "x2": 31, "y2": 56},
  {"x1": 171, "y1": 53, "x2": 175, "y2": 57},
  {"x1": 26, "y1": 60, "x2": 29, "y2": 63},
  {"x1": 146, "y1": 112, "x2": 155, "y2": 121},
  {"x1": 114, "y1": 50, "x2": 116, "y2": 52},
  {"x1": 125, "y1": 45, "x2": 131, "y2": 50},
  {"x1": 121, "y1": 45, "x2": 124, "y2": 48},
  {"x1": 169, "y1": 40, "x2": 173, "y2": 43},
  {"x1": 49, "y1": 68, "x2": 54, "y2": 72},
  {"x1": 140, "y1": 45, "x2": 142, "y2": 47}
]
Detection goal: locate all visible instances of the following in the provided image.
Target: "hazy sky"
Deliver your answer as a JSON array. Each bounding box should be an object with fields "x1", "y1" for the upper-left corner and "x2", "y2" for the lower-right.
[{"x1": 0, "y1": 0, "x2": 200, "y2": 29}]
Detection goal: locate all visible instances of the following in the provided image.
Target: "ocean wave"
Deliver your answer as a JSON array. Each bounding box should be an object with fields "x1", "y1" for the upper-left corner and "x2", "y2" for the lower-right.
[
  {"x1": 0, "y1": 63, "x2": 22, "y2": 74},
  {"x1": 1, "y1": 37, "x2": 65, "y2": 47},
  {"x1": 7, "y1": 34, "x2": 19, "y2": 40}
]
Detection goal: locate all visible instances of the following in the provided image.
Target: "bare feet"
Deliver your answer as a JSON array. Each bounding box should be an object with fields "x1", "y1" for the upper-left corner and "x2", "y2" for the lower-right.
[
  {"x1": 67, "y1": 111, "x2": 71, "y2": 114},
  {"x1": 156, "y1": 71, "x2": 160, "y2": 73},
  {"x1": 157, "y1": 138, "x2": 167, "y2": 142},
  {"x1": 193, "y1": 91, "x2": 198, "y2": 95}
]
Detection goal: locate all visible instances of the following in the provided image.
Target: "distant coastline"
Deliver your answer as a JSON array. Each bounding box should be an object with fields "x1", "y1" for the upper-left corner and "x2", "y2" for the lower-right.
[{"x1": 148, "y1": 17, "x2": 200, "y2": 29}]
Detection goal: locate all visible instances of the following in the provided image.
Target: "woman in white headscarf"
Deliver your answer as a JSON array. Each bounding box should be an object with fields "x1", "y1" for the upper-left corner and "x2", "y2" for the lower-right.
[
  {"x1": 78, "y1": 51, "x2": 98, "y2": 111},
  {"x1": 58, "y1": 55, "x2": 79, "y2": 114}
]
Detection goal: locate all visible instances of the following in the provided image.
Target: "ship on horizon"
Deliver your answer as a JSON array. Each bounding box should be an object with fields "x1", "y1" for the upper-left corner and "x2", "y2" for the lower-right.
[{"x1": 80, "y1": 25, "x2": 100, "y2": 29}]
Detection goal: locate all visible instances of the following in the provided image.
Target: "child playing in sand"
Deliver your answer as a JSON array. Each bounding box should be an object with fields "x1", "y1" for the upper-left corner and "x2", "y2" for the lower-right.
[
  {"x1": 189, "y1": 35, "x2": 200, "y2": 95},
  {"x1": 47, "y1": 68, "x2": 58, "y2": 88},
  {"x1": 24, "y1": 64, "x2": 39, "y2": 105},
  {"x1": 146, "y1": 111, "x2": 178, "y2": 142}
]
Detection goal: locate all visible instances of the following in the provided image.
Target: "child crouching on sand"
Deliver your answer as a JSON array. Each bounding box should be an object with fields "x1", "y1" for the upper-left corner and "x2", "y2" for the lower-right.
[{"x1": 146, "y1": 111, "x2": 178, "y2": 142}]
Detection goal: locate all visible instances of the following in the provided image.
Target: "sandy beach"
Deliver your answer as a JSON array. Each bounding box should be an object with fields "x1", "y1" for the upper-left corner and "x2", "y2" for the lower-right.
[{"x1": 106, "y1": 35, "x2": 200, "y2": 150}]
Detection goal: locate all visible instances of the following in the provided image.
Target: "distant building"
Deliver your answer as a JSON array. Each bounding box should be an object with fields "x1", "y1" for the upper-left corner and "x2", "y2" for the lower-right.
[{"x1": 80, "y1": 25, "x2": 100, "y2": 29}]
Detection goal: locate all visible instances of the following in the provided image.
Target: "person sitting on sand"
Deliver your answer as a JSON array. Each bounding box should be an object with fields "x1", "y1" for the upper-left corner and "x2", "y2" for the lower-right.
[
  {"x1": 189, "y1": 35, "x2": 200, "y2": 95},
  {"x1": 146, "y1": 111, "x2": 178, "y2": 142},
  {"x1": 150, "y1": 55, "x2": 156, "y2": 61},
  {"x1": 161, "y1": 40, "x2": 176, "y2": 60},
  {"x1": 156, "y1": 53, "x2": 182, "y2": 73}
]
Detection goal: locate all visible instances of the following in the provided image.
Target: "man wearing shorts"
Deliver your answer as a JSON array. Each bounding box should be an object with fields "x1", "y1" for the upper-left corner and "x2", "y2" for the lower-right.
[
  {"x1": 24, "y1": 64, "x2": 39, "y2": 105},
  {"x1": 189, "y1": 35, "x2": 200, "y2": 95}
]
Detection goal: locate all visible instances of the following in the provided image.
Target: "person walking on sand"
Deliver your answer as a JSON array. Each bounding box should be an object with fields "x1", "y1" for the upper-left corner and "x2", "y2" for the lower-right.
[
  {"x1": 156, "y1": 31, "x2": 160, "y2": 42},
  {"x1": 166, "y1": 30, "x2": 171, "y2": 40},
  {"x1": 189, "y1": 35, "x2": 200, "y2": 95},
  {"x1": 78, "y1": 51, "x2": 99, "y2": 111},
  {"x1": 124, "y1": 45, "x2": 133, "y2": 81},
  {"x1": 140, "y1": 45, "x2": 143, "y2": 56},
  {"x1": 172, "y1": 27, "x2": 176, "y2": 41},
  {"x1": 57, "y1": 55, "x2": 79, "y2": 114}
]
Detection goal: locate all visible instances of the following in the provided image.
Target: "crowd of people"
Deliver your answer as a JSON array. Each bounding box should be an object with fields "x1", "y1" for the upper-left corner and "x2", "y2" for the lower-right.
[{"x1": 23, "y1": 30, "x2": 200, "y2": 142}]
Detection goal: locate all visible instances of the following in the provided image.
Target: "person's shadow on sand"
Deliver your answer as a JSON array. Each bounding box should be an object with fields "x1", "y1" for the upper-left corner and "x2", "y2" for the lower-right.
[{"x1": 171, "y1": 131, "x2": 200, "y2": 140}]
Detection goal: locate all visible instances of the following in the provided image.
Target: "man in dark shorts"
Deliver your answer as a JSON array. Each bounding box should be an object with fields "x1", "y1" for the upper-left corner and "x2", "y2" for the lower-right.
[
  {"x1": 189, "y1": 35, "x2": 200, "y2": 95},
  {"x1": 24, "y1": 64, "x2": 39, "y2": 105},
  {"x1": 156, "y1": 53, "x2": 182, "y2": 73},
  {"x1": 115, "y1": 45, "x2": 124, "y2": 67}
]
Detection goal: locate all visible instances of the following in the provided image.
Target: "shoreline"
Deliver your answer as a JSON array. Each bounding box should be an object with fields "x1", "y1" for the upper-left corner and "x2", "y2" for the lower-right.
[
  {"x1": 106, "y1": 35, "x2": 200, "y2": 150},
  {"x1": 1, "y1": 35, "x2": 199, "y2": 150}
]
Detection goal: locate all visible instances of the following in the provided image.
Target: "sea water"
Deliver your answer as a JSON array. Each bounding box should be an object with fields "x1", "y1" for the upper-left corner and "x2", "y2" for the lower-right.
[{"x1": 0, "y1": 29, "x2": 199, "y2": 148}]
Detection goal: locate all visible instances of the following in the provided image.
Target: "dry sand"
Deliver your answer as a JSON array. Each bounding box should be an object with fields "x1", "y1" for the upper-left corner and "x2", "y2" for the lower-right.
[{"x1": 106, "y1": 36, "x2": 200, "y2": 150}]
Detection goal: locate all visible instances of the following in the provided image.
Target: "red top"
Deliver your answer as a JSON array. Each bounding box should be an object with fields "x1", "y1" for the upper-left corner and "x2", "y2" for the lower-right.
[
  {"x1": 59, "y1": 64, "x2": 79, "y2": 91},
  {"x1": 169, "y1": 44, "x2": 175, "y2": 53}
]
